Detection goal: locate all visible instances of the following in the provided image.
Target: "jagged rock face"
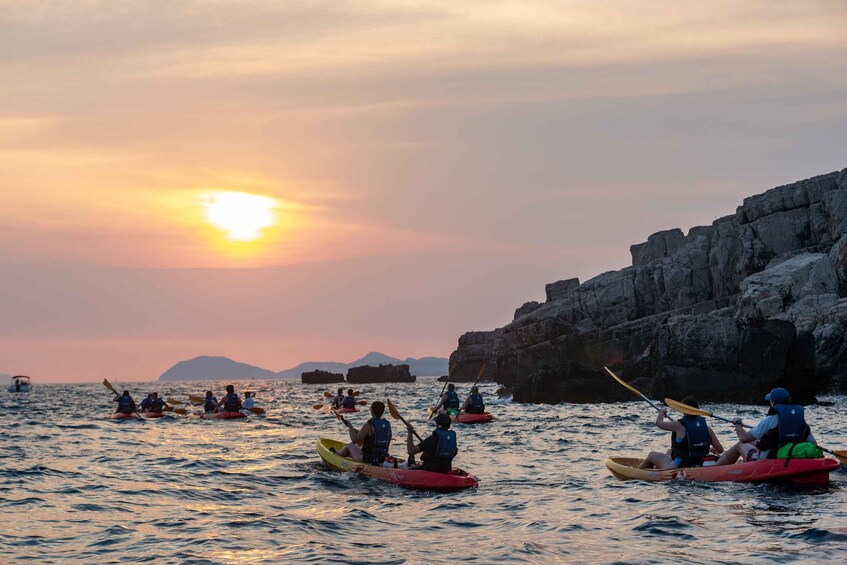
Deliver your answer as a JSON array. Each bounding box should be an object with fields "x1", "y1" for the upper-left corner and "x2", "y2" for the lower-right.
[
  {"x1": 451, "y1": 168, "x2": 847, "y2": 402},
  {"x1": 346, "y1": 364, "x2": 416, "y2": 384},
  {"x1": 301, "y1": 370, "x2": 344, "y2": 384},
  {"x1": 514, "y1": 301, "x2": 542, "y2": 320}
]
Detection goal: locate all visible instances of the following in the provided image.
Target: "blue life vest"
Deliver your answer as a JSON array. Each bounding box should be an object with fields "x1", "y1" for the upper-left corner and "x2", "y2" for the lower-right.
[
  {"x1": 468, "y1": 393, "x2": 485, "y2": 414},
  {"x1": 759, "y1": 404, "x2": 810, "y2": 454},
  {"x1": 150, "y1": 398, "x2": 166, "y2": 412},
  {"x1": 140, "y1": 397, "x2": 153, "y2": 410},
  {"x1": 362, "y1": 418, "x2": 392, "y2": 465},
  {"x1": 342, "y1": 396, "x2": 356, "y2": 409},
  {"x1": 671, "y1": 415, "x2": 710, "y2": 465},
  {"x1": 117, "y1": 395, "x2": 135, "y2": 413},
  {"x1": 434, "y1": 429, "x2": 457, "y2": 462},
  {"x1": 224, "y1": 393, "x2": 241, "y2": 412},
  {"x1": 204, "y1": 397, "x2": 217, "y2": 413},
  {"x1": 444, "y1": 391, "x2": 460, "y2": 410}
]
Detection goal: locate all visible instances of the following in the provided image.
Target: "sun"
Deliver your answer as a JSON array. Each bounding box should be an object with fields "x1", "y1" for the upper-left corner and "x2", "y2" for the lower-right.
[{"x1": 202, "y1": 191, "x2": 278, "y2": 241}]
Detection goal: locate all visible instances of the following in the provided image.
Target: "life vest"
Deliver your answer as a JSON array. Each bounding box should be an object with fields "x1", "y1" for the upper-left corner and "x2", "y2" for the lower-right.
[
  {"x1": 758, "y1": 404, "x2": 810, "y2": 455},
  {"x1": 140, "y1": 397, "x2": 153, "y2": 410},
  {"x1": 224, "y1": 393, "x2": 241, "y2": 412},
  {"x1": 117, "y1": 395, "x2": 135, "y2": 414},
  {"x1": 670, "y1": 415, "x2": 710, "y2": 465},
  {"x1": 468, "y1": 393, "x2": 485, "y2": 414},
  {"x1": 204, "y1": 397, "x2": 217, "y2": 413},
  {"x1": 433, "y1": 429, "x2": 457, "y2": 463},
  {"x1": 341, "y1": 396, "x2": 356, "y2": 409},
  {"x1": 444, "y1": 391, "x2": 460, "y2": 410},
  {"x1": 150, "y1": 398, "x2": 166, "y2": 412},
  {"x1": 362, "y1": 418, "x2": 392, "y2": 465}
]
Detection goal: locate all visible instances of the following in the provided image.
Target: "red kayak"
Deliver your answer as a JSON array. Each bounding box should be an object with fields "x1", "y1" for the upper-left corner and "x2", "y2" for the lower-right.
[
  {"x1": 110, "y1": 412, "x2": 137, "y2": 420},
  {"x1": 457, "y1": 413, "x2": 494, "y2": 424},
  {"x1": 142, "y1": 411, "x2": 165, "y2": 418},
  {"x1": 606, "y1": 457, "x2": 840, "y2": 484},
  {"x1": 336, "y1": 408, "x2": 359, "y2": 414},
  {"x1": 200, "y1": 411, "x2": 247, "y2": 420}
]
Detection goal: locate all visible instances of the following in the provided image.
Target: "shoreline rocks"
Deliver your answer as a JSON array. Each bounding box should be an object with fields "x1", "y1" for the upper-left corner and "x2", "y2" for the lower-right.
[
  {"x1": 301, "y1": 370, "x2": 344, "y2": 384},
  {"x1": 346, "y1": 364, "x2": 416, "y2": 384}
]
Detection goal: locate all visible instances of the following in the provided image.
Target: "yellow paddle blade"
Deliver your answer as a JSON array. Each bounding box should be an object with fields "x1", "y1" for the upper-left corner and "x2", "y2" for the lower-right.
[
  {"x1": 189, "y1": 394, "x2": 205, "y2": 403},
  {"x1": 166, "y1": 398, "x2": 182, "y2": 405},
  {"x1": 353, "y1": 391, "x2": 360, "y2": 397},
  {"x1": 386, "y1": 398, "x2": 403, "y2": 421},
  {"x1": 475, "y1": 363, "x2": 487, "y2": 381},
  {"x1": 323, "y1": 391, "x2": 333, "y2": 398},
  {"x1": 357, "y1": 400, "x2": 367, "y2": 406},
  {"x1": 427, "y1": 407, "x2": 435, "y2": 417},
  {"x1": 664, "y1": 398, "x2": 711, "y2": 417},
  {"x1": 102, "y1": 379, "x2": 118, "y2": 395},
  {"x1": 829, "y1": 450, "x2": 847, "y2": 466},
  {"x1": 248, "y1": 407, "x2": 265, "y2": 415},
  {"x1": 312, "y1": 403, "x2": 325, "y2": 410},
  {"x1": 603, "y1": 366, "x2": 643, "y2": 397},
  {"x1": 174, "y1": 408, "x2": 188, "y2": 415}
]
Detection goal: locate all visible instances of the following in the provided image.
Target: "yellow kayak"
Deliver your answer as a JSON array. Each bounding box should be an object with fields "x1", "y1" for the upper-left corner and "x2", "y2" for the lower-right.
[{"x1": 316, "y1": 438, "x2": 478, "y2": 490}]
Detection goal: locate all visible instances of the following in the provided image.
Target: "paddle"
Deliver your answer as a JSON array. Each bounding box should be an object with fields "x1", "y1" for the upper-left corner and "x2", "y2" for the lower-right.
[
  {"x1": 428, "y1": 364, "x2": 454, "y2": 420},
  {"x1": 387, "y1": 398, "x2": 423, "y2": 442},
  {"x1": 665, "y1": 397, "x2": 847, "y2": 465},
  {"x1": 312, "y1": 403, "x2": 325, "y2": 410},
  {"x1": 247, "y1": 407, "x2": 265, "y2": 415},
  {"x1": 604, "y1": 366, "x2": 672, "y2": 420},
  {"x1": 166, "y1": 398, "x2": 183, "y2": 405},
  {"x1": 189, "y1": 394, "x2": 205, "y2": 405}
]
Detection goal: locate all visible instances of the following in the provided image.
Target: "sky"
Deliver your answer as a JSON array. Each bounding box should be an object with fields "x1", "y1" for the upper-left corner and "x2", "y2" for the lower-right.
[{"x1": 2, "y1": 1, "x2": 846, "y2": 382}]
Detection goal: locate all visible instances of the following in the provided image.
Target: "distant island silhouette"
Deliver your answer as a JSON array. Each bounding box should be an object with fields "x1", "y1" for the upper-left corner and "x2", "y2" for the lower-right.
[{"x1": 158, "y1": 352, "x2": 448, "y2": 381}]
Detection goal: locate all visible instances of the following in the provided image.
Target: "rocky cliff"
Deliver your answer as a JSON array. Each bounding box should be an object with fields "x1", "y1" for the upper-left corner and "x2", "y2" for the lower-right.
[
  {"x1": 301, "y1": 370, "x2": 345, "y2": 384},
  {"x1": 346, "y1": 364, "x2": 416, "y2": 384},
  {"x1": 451, "y1": 168, "x2": 847, "y2": 404}
]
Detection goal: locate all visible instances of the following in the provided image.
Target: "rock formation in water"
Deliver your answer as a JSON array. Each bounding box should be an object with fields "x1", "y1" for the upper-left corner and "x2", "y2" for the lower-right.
[
  {"x1": 346, "y1": 364, "x2": 416, "y2": 384},
  {"x1": 451, "y1": 168, "x2": 847, "y2": 404},
  {"x1": 301, "y1": 370, "x2": 345, "y2": 384}
]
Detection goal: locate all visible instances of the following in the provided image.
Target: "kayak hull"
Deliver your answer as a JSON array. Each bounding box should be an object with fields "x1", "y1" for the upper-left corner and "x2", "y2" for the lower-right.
[
  {"x1": 142, "y1": 411, "x2": 165, "y2": 418},
  {"x1": 200, "y1": 411, "x2": 247, "y2": 420},
  {"x1": 316, "y1": 438, "x2": 478, "y2": 491},
  {"x1": 336, "y1": 408, "x2": 359, "y2": 413},
  {"x1": 111, "y1": 412, "x2": 137, "y2": 420},
  {"x1": 605, "y1": 456, "x2": 840, "y2": 485},
  {"x1": 456, "y1": 413, "x2": 494, "y2": 424}
]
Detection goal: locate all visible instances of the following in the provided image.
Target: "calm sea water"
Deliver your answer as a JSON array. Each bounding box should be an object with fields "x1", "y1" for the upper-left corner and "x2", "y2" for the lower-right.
[{"x1": 2, "y1": 378, "x2": 846, "y2": 564}]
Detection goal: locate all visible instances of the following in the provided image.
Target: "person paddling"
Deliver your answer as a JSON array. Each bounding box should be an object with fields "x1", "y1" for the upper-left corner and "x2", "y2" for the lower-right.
[
  {"x1": 242, "y1": 392, "x2": 255, "y2": 411},
  {"x1": 331, "y1": 388, "x2": 344, "y2": 409},
  {"x1": 461, "y1": 386, "x2": 485, "y2": 414},
  {"x1": 139, "y1": 393, "x2": 154, "y2": 412},
  {"x1": 434, "y1": 383, "x2": 461, "y2": 416},
  {"x1": 405, "y1": 413, "x2": 458, "y2": 473},
  {"x1": 715, "y1": 387, "x2": 817, "y2": 465},
  {"x1": 215, "y1": 385, "x2": 242, "y2": 413},
  {"x1": 340, "y1": 388, "x2": 357, "y2": 410},
  {"x1": 149, "y1": 392, "x2": 166, "y2": 413},
  {"x1": 336, "y1": 401, "x2": 392, "y2": 465},
  {"x1": 203, "y1": 391, "x2": 218, "y2": 414},
  {"x1": 639, "y1": 396, "x2": 723, "y2": 469},
  {"x1": 114, "y1": 390, "x2": 137, "y2": 415}
]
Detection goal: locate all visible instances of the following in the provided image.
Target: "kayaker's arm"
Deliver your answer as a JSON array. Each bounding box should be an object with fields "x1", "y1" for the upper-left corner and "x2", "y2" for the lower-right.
[
  {"x1": 349, "y1": 422, "x2": 372, "y2": 444},
  {"x1": 732, "y1": 419, "x2": 755, "y2": 443},
  {"x1": 406, "y1": 423, "x2": 423, "y2": 455},
  {"x1": 708, "y1": 427, "x2": 724, "y2": 454},
  {"x1": 433, "y1": 395, "x2": 446, "y2": 412},
  {"x1": 655, "y1": 409, "x2": 682, "y2": 433}
]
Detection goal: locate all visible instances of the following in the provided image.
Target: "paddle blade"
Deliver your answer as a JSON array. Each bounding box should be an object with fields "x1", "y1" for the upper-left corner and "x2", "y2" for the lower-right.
[
  {"x1": 386, "y1": 398, "x2": 403, "y2": 421},
  {"x1": 312, "y1": 403, "x2": 325, "y2": 410},
  {"x1": 830, "y1": 451, "x2": 847, "y2": 466},
  {"x1": 249, "y1": 407, "x2": 266, "y2": 415},
  {"x1": 189, "y1": 394, "x2": 205, "y2": 404},
  {"x1": 163, "y1": 405, "x2": 174, "y2": 412},
  {"x1": 323, "y1": 391, "x2": 333, "y2": 398},
  {"x1": 604, "y1": 366, "x2": 644, "y2": 397},
  {"x1": 102, "y1": 379, "x2": 118, "y2": 395},
  {"x1": 174, "y1": 408, "x2": 188, "y2": 415},
  {"x1": 357, "y1": 400, "x2": 367, "y2": 406},
  {"x1": 475, "y1": 363, "x2": 487, "y2": 382},
  {"x1": 353, "y1": 391, "x2": 360, "y2": 397},
  {"x1": 664, "y1": 398, "x2": 710, "y2": 418},
  {"x1": 166, "y1": 398, "x2": 182, "y2": 405}
]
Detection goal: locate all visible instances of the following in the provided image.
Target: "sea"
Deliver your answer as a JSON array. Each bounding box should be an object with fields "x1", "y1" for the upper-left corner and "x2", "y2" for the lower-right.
[{"x1": 2, "y1": 378, "x2": 846, "y2": 564}]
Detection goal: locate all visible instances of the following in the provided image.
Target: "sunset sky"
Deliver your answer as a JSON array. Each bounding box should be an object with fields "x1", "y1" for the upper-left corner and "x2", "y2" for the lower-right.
[{"x1": 2, "y1": 1, "x2": 846, "y2": 382}]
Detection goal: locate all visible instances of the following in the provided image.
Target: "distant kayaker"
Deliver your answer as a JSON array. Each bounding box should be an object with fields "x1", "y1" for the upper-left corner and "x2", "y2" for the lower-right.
[
  {"x1": 715, "y1": 387, "x2": 816, "y2": 465},
  {"x1": 114, "y1": 390, "x2": 137, "y2": 415},
  {"x1": 405, "y1": 413, "x2": 457, "y2": 473},
  {"x1": 203, "y1": 391, "x2": 218, "y2": 414},
  {"x1": 340, "y1": 388, "x2": 356, "y2": 410},
  {"x1": 336, "y1": 401, "x2": 392, "y2": 465},
  {"x1": 242, "y1": 392, "x2": 255, "y2": 411},
  {"x1": 216, "y1": 385, "x2": 242, "y2": 413},
  {"x1": 149, "y1": 392, "x2": 166, "y2": 413},
  {"x1": 461, "y1": 386, "x2": 485, "y2": 414},
  {"x1": 139, "y1": 393, "x2": 154, "y2": 411},
  {"x1": 639, "y1": 397, "x2": 723, "y2": 470},
  {"x1": 434, "y1": 383, "x2": 461, "y2": 415},
  {"x1": 331, "y1": 388, "x2": 344, "y2": 409}
]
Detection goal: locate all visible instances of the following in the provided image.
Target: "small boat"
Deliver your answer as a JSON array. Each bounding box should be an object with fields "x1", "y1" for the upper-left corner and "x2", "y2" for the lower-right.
[
  {"x1": 605, "y1": 457, "x2": 840, "y2": 485},
  {"x1": 317, "y1": 438, "x2": 478, "y2": 491},
  {"x1": 200, "y1": 411, "x2": 247, "y2": 420},
  {"x1": 7, "y1": 375, "x2": 32, "y2": 393},
  {"x1": 456, "y1": 412, "x2": 494, "y2": 424}
]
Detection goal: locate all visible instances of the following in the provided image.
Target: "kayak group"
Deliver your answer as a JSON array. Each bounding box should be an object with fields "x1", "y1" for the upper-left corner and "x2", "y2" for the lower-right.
[{"x1": 110, "y1": 383, "x2": 260, "y2": 418}]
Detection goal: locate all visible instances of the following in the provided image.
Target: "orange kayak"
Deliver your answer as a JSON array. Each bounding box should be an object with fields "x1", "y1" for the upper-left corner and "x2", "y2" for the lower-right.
[{"x1": 606, "y1": 457, "x2": 840, "y2": 484}]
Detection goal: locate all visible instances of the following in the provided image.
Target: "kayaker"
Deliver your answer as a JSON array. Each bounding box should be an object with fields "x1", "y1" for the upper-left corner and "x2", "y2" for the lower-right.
[
  {"x1": 149, "y1": 392, "x2": 166, "y2": 413},
  {"x1": 639, "y1": 397, "x2": 723, "y2": 470},
  {"x1": 242, "y1": 392, "x2": 255, "y2": 410},
  {"x1": 331, "y1": 388, "x2": 344, "y2": 409},
  {"x1": 139, "y1": 393, "x2": 154, "y2": 411},
  {"x1": 336, "y1": 401, "x2": 392, "y2": 465},
  {"x1": 114, "y1": 390, "x2": 137, "y2": 415},
  {"x1": 203, "y1": 391, "x2": 218, "y2": 414},
  {"x1": 461, "y1": 386, "x2": 485, "y2": 414},
  {"x1": 215, "y1": 385, "x2": 242, "y2": 413},
  {"x1": 405, "y1": 413, "x2": 457, "y2": 473},
  {"x1": 340, "y1": 389, "x2": 356, "y2": 410},
  {"x1": 434, "y1": 383, "x2": 461, "y2": 415},
  {"x1": 715, "y1": 387, "x2": 816, "y2": 465}
]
